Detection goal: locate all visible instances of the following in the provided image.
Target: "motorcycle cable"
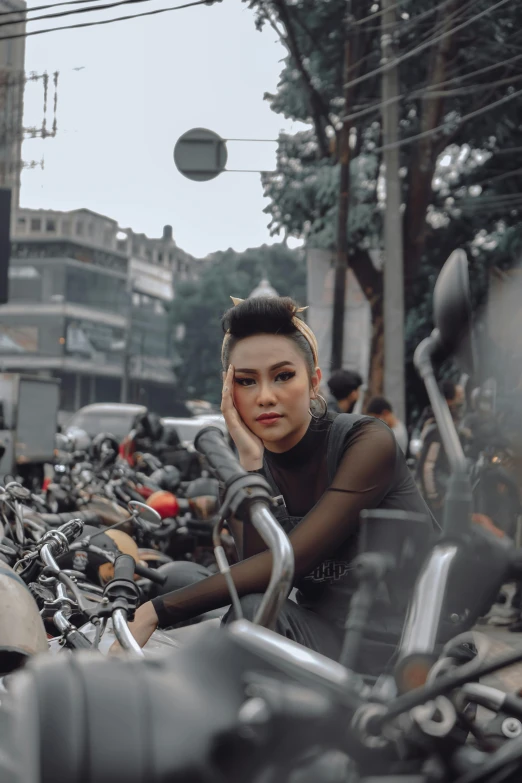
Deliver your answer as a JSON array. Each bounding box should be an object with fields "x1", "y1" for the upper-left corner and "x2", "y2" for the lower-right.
[
  {"x1": 212, "y1": 514, "x2": 243, "y2": 620},
  {"x1": 82, "y1": 516, "x2": 132, "y2": 546},
  {"x1": 41, "y1": 565, "x2": 94, "y2": 618}
]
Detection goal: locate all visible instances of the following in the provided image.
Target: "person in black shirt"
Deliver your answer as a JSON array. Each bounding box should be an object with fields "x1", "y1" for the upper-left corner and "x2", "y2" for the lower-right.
[
  {"x1": 327, "y1": 369, "x2": 363, "y2": 414},
  {"x1": 123, "y1": 297, "x2": 437, "y2": 672}
]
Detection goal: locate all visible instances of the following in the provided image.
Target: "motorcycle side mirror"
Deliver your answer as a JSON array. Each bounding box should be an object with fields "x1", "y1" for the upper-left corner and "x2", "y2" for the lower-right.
[
  {"x1": 5, "y1": 482, "x2": 31, "y2": 501},
  {"x1": 127, "y1": 500, "x2": 162, "y2": 527},
  {"x1": 432, "y1": 249, "x2": 475, "y2": 372}
]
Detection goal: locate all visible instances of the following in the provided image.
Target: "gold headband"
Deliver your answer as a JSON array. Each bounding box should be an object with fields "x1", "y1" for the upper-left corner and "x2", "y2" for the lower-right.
[{"x1": 221, "y1": 296, "x2": 319, "y2": 367}]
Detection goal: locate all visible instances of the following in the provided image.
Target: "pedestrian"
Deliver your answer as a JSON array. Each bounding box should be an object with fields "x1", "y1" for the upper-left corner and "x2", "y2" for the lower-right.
[
  {"x1": 326, "y1": 369, "x2": 363, "y2": 414},
  {"x1": 366, "y1": 396, "x2": 408, "y2": 455}
]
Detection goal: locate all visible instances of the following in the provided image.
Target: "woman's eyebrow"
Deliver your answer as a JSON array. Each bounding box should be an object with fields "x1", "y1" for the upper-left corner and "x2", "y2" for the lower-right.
[
  {"x1": 235, "y1": 361, "x2": 295, "y2": 374},
  {"x1": 270, "y1": 361, "x2": 295, "y2": 371}
]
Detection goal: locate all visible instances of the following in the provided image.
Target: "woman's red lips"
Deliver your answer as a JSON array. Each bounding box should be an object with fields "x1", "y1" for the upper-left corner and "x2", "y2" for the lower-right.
[{"x1": 256, "y1": 413, "x2": 282, "y2": 421}]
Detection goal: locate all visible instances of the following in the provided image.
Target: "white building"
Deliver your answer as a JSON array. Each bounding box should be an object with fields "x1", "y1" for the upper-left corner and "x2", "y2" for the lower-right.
[{"x1": 1, "y1": 206, "x2": 204, "y2": 414}]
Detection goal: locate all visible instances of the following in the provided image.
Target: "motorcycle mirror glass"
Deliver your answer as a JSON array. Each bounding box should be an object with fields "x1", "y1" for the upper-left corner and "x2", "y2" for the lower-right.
[
  {"x1": 128, "y1": 500, "x2": 162, "y2": 527},
  {"x1": 433, "y1": 249, "x2": 475, "y2": 372}
]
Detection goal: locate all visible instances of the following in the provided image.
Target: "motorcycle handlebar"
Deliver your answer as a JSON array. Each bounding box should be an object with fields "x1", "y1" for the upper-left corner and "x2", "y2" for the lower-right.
[
  {"x1": 134, "y1": 561, "x2": 167, "y2": 585},
  {"x1": 113, "y1": 554, "x2": 136, "y2": 583},
  {"x1": 59, "y1": 518, "x2": 85, "y2": 544},
  {"x1": 196, "y1": 426, "x2": 294, "y2": 630},
  {"x1": 195, "y1": 426, "x2": 247, "y2": 486}
]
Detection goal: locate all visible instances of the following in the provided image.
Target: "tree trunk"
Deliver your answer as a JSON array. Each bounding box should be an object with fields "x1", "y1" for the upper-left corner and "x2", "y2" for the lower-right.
[
  {"x1": 366, "y1": 290, "x2": 384, "y2": 401},
  {"x1": 403, "y1": 0, "x2": 460, "y2": 294}
]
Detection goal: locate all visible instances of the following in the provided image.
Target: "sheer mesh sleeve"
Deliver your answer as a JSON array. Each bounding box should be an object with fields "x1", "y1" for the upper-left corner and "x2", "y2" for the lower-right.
[{"x1": 151, "y1": 420, "x2": 396, "y2": 627}]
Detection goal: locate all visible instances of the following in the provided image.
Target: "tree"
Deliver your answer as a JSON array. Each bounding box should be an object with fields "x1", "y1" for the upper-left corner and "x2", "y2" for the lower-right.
[
  {"x1": 243, "y1": 0, "x2": 522, "y2": 410},
  {"x1": 169, "y1": 244, "x2": 306, "y2": 402}
]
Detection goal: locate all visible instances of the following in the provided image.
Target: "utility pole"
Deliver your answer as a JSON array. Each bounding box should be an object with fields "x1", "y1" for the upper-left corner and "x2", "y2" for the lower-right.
[
  {"x1": 381, "y1": 0, "x2": 405, "y2": 422},
  {"x1": 331, "y1": 0, "x2": 354, "y2": 372}
]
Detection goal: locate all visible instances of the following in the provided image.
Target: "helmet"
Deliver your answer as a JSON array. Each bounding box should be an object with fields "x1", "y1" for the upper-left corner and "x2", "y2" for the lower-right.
[
  {"x1": 91, "y1": 433, "x2": 119, "y2": 463},
  {"x1": 146, "y1": 490, "x2": 180, "y2": 520},
  {"x1": 185, "y1": 477, "x2": 219, "y2": 521},
  {"x1": 56, "y1": 525, "x2": 139, "y2": 585},
  {"x1": 66, "y1": 427, "x2": 91, "y2": 453}
]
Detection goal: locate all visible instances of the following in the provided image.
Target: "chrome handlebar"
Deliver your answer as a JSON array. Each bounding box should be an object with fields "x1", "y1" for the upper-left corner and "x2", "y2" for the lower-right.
[
  {"x1": 249, "y1": 503, "x2": 294, "y2": 629},
  {"x1": 112, "y1": 609, "x2": 144, "y2": 657}
]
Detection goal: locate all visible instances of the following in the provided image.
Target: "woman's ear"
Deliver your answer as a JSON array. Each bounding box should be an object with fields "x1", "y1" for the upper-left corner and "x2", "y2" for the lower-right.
[{"x1": 311, "y1": 367, "x2": 322, "y2": 398}]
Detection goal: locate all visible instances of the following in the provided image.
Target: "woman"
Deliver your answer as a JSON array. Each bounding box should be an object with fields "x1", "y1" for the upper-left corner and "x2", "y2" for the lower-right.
[{"x1": 126, "y1": 296, "x2": 437, "y2": 673}]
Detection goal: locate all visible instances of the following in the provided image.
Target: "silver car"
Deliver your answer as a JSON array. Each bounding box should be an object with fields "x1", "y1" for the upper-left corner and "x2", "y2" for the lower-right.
[{"x1": 161, "y1": 414, "x2": 229, "y2": 451}]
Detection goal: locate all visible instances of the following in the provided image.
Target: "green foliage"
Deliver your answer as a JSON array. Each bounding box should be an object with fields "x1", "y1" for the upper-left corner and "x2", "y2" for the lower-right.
[
  {"x1": 169, "y1": 244, "x2": 306, "y2": 403},
  {"x1": 244, "y1": 0, "x2": 522, "y2": 421},
  {"x1": 245, "y1": 0, "x2": 522, "y2": 263}
]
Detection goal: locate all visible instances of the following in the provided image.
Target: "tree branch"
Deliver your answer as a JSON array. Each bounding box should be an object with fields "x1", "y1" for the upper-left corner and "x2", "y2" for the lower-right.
[{"x1": 269, "y1": 0, "x2": 334, "y2": 157}]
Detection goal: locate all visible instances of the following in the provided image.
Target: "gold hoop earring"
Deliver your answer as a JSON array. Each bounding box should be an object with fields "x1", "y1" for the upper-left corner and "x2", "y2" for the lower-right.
[{"x1": 308, "y1": 394, "x2": 328, "y2": 420}]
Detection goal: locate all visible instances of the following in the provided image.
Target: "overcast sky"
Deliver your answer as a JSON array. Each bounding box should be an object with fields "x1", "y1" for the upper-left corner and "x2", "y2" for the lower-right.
[{"x1": 20, "y1": 0, "x2": 306, "y2": 257}]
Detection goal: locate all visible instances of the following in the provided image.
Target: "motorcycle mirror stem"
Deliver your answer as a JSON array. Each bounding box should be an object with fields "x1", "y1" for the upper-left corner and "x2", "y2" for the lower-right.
[
  {"x1": 397, "y1": 329, "x2": 475, "y2": 673},
  {"x1": 414, "y1": 330, "x2": 471, "y2": 538}
]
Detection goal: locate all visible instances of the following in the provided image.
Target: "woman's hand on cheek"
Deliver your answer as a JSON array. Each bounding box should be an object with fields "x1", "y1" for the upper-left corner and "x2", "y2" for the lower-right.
[{"x1": 221, "y1": 364, "x2": 264, "y2": 471}]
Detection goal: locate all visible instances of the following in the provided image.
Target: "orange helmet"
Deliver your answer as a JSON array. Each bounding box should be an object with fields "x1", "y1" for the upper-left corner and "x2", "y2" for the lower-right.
[{"x1": 146, "y1": 490, "x2": 180, "y2": 520}]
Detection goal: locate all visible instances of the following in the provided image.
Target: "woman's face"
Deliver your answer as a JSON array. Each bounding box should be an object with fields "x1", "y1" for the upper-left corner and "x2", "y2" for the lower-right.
[{"x1": 230, "y1": 334, "x2": 321, "y2": 453}]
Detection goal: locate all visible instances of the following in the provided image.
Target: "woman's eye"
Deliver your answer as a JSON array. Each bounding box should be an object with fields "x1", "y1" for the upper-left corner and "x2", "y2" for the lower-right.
[
  {"x1": 234, "y1": 377, "x2": 255, "y2": 387},
  {"x1": 276, "y1": 371, "x2": 296, "y2": 382}
]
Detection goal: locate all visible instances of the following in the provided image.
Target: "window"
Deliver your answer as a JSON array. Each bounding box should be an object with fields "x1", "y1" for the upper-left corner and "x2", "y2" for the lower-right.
[
  {"x1": 87, "y1": 223, "x2": 95, "y2": 238},
  {"x1": 76, "y1": 221, "x2": 84, "y2": 236},
  {"x1": 157, "y1": 252, "x2": 163, "y2": 263},
  {"x1": 46, "y1": 219, "x2": 56, "y2": 233},
  {"x1": 30, "y1": 218, "x2": 42, "y2": 232},
  {"x1": 61, "y1": 221, "x2": 71, "y2": 236},
  {"x1": 16, "y1": 217, "x2": 26, "y2": 231}
]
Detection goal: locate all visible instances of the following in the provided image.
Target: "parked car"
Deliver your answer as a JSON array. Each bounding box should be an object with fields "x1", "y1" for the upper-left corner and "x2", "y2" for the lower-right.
[
  {"x1": 63, "y1": 403, "x2": 148, "y2": 443},
  {"x1": 161, "y1": 414, "x2": 229, "y2": 450}
]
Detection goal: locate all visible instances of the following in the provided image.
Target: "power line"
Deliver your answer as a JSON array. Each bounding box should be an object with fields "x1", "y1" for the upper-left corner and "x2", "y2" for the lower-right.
[
  {"x1": 343, "y1": 0, "x2": 512, "y2": 93},
  {"x1": 370, "y1": 84, "x2": 522, "y2": 154},
  {"x1": 360, "y1": 0, "x2": 476, "y2": 34},
  {"x1": 344, "y1": 69, "x2": 522, "y2": 124},
  {"x1": 353, "y1": 0, "x2": 407, "y2": 27},
  {"x1": 0, "y1": 0, "x2": 175, "y2": 29},
  {"x1": 457, "y1": 193, "x2": 522, "y2": 204},
  {"x1": 0, "y1": 0, "x2": 112, "y2": 19},
  {"x1": 0, "y1": 0, "x2": 218, "y2": 40},
  {"x1": 342, "y1": 2, "x2": 521, "y2": 123}
]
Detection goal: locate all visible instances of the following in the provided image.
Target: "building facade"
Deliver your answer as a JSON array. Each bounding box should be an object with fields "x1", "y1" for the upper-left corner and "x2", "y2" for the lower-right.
[
  {"x1": 0, "y1": 207, "x2": 203, "y2": 415},
  {"x1": 0, "y1": 0, "x2": 26, "y2": 210}
]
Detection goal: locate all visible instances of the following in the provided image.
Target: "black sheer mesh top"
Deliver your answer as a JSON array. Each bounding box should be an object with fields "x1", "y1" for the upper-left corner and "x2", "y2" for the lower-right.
[{"x1": 152, "y1": 414, "x2": 436, "y2": 628}]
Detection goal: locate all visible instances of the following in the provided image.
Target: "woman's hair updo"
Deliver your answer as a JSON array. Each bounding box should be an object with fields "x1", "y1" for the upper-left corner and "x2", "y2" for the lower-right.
[{"x1": 221, "y1": 296, "x2": 316, "y2": 377}]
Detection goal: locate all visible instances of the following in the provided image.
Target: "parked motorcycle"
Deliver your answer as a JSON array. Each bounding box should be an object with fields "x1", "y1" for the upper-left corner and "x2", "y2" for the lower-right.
[{"x1": 3, "y1": 250, "x2": 522, "y2": 782}]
